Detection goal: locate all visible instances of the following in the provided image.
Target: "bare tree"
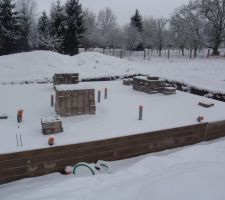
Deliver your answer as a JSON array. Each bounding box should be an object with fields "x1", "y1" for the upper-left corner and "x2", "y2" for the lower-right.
[
  {"x1": 171, "y1": 2, "x2": 204, "y2": 58},
  {"x1": 123, "y1": 24, "x2": 141, "y2": 55},
  {"x1": 97, "y1": 7, "x2": 117, "y2": 50},
  {"x1": 82, "y1": 8, "x2": 98, "y2": 50},
  {"x1": 197, "y1": 0, "x2": 225, "y2": 55},
  {"x1": 107, "y1": 27, "x2": 123, "y2": 54},
  {"x1": 142, "y1": 17, "x2": 157, "y2": 52},
  {"x1": 170, "y1": 11, "x2": 188, "y2": 56},
  {"x1": 155, "y1": 18, "x2": 168, "y2": 56}
]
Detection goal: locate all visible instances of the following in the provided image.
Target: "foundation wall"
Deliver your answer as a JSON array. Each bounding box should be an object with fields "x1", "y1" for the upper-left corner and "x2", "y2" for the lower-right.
[{"x1": 1, "y1": 121, "x2": 225, "y2": 185}]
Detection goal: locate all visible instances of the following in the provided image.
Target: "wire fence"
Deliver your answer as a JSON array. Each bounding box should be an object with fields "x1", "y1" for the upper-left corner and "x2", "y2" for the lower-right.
[{"x1": 79, "y1": 48, "x2": 225, "y2": 60}]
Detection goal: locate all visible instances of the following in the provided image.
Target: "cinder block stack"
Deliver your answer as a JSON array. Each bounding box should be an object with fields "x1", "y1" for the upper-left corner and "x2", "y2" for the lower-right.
[
  {"x1": 53, "y1": 73, "x2": 79, "y2": 85},
  {"x1": 123, "y1": 79, "x2": 133, "y2": 86},
  {"x1": 163, "y1": 87, "x2": 177, "y2": 95},
  {"x1": 55, "y1": 86, "x2": 96, "y2": 117},
  {"x1": 133, "y1": 76, "x2": 166, "y2": 94},
  {"x1": 133, "y1": 76, "x2": 176, "y2": 95},
  {"x1": 41, "y1": 116, "x2": 63, "y2": 135}
]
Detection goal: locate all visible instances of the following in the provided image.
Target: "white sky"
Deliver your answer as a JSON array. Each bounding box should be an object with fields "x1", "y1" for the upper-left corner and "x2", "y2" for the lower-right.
[{"x1": 36, "y1": 0, "x2": 188, "y2": 25}]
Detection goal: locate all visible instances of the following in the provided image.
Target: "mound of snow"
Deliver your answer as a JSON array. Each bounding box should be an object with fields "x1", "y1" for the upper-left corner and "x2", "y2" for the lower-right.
[
  {"x1": 0, "y1": 51, "x2": 136, "y2": 84},
  {"x1": 1, "y1": 50, "x2": 225, "y2": 93}
]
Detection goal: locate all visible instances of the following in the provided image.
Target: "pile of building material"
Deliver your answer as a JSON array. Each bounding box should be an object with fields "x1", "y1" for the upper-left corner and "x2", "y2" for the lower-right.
[
  {"x1": 163, "y1": 87, "x2": 177, "y2": 95},
  {"x1": 198, "y1": 101, "x2": 214, "y2": 108},
  {"x1": 133, "y1": 76, "x2": 165, "y2": 94},
  {"x1": 55, "y1": 85, "x2": 96, "y2": 117},
  {"x1": 41, "y1": 116, "x2": 63, "y2": 135},
  {"x1": 133, "y1": 76, "x2": 176, "y2": 95},
  {"x1": 123, "y1": 79, "x2": 133, "y2": 86},
  {"x1": 53, "y1": 73, "x2": 79, "y2": 85},
  {"x1": 0, "y1": 114, "x2": 8, "y2": 119}
]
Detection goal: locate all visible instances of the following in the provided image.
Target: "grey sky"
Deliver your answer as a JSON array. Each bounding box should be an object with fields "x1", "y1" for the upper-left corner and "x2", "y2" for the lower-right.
[{"x1": 36, "y1": 0, "x2": 188, "y2": 24}]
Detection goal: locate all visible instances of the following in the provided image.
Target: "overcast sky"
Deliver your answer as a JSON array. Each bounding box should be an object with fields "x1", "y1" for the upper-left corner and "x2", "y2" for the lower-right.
[{"x1": 36, "y1": 0, "x2": 188, "y2": 25}]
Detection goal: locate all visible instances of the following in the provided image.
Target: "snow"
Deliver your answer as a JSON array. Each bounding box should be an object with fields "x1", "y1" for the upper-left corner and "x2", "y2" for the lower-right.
[
  {"x1": 0, "y1": 51, "x2": 136, "y2": 84},
  {"x1": 0, "y1": 51, "x2": 225, "y2": 93},
  {"x1": 0, "y1": 51, "x2": 225, "y2": 199},
  {"x1": 1, "y1": 138, "x2": 225, "y2": 200},
  {"x1": 55, "y1": 84, "x2": 94, "y2": 91},
  {"x1": 41, "y1": 116, "x2": 61, "y2": 124},
  {"x1": 0, "y1": 81, "x2": 225, "y2": 154}
]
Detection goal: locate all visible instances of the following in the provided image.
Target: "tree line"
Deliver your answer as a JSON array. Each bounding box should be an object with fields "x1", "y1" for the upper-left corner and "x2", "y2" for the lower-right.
[{"x1": 0, "y1": 0, "x2": 225, "y2": 56}]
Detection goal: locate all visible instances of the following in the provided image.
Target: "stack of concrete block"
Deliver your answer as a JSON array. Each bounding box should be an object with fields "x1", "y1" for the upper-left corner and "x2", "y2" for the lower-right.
[
  {"x1": 55, "y1": 85, "x2": 96, "y2": 117},
  {"x1": 53, "y1": 73, "x2": 79, "y2": 85},
  {"x1": 133, "y1": 76, "x2": 166, "y2": 94},
  {"x1": 123, "y1": 79, "x2": 133, "y2": 86},
  {"x1": 163, "y1": 87, "x2": 177, "y2": 95},
  {"x1": 41, "y1": 116, "x2": 63, "y2": 135}
]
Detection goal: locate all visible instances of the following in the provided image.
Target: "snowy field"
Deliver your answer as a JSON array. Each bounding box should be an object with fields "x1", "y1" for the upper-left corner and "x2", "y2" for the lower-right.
[
  {"x1": 0, "y1": 51, "x2": 225, "y2": 93},
  {"x1": 1, "y1": 138, "x2": 225, "y2": 200},
  {"x1": 0, "y1": 81, "x2": 225, "y2": 154}
]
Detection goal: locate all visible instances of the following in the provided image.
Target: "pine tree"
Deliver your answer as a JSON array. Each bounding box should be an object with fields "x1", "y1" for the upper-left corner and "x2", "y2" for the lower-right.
[
  {"x1": 37, "y1": 11, "x2": 63, "y2": 51},
  {"x1": 64, "y1": 0, "x2": 85, "y2": 55},
  {"x1": 50, "y1": 0, "x2": 65, "y2": 53},
  {"x1": 16, "y1": 0, "x2": 31, "y2": 51},
  {"x1": 0, "y1": 0, "x2": 20, "y2": 55},
  {"x1": 130, "y1": 9, "x2": 143, "y2": 32},
  {"x1": 37, "y1": 11, "x2": 51, "y2": 50}
]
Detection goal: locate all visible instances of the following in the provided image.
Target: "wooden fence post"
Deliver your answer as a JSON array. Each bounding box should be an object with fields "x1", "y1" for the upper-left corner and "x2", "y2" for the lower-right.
[
  {"x1": 207, "y1": 49, "x2": 210, "y2": 58},
  {"x1": 120, "y1": 50, "x2": 123, "y2": 59}
]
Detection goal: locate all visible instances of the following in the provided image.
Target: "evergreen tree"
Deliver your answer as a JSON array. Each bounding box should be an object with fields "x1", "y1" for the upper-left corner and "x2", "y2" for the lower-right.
[
  {"x1": 37, "y1": 11, "x2": 63, "y2": 51},
  {"x1": 0, "y1": 0, "x2": 20, "y2": 55},
  {"x1": 64, "y1": 0, "x2": 85, "y2": 55},
  {"x1": 16, "y1": 0, "x2": 31, "y2": 51},
  {"x1": 130, "y1": 9, "x2": 143, "y2": 32},
  {"x1": 37, "y1": 11, "x2": 51, "y2": 50},
  {"x1": 50, "y1": 0, "x2": 65, "y2": 53}
]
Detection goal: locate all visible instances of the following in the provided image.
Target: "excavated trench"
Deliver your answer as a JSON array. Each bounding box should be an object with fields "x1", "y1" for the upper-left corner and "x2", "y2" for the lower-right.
[{"x1": 81, "y1": 74, "x2": 225, "y2": 103}]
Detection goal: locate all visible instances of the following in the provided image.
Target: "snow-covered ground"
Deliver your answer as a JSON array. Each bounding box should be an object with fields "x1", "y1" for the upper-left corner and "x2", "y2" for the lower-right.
[
  {"x1": 1, "y1": 81, "x2": 225, "y2": 154},
  {"x1": 1, "y1": 51, "x2": 225, "y2": 199},
  {"x1": 1, "y1": 138, "x2": 225, "y2": 200},
  {"x1": 0, "y1": 51, "x2": 225, "y2": 93}
]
